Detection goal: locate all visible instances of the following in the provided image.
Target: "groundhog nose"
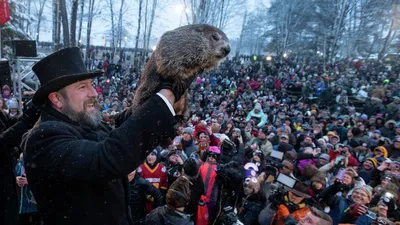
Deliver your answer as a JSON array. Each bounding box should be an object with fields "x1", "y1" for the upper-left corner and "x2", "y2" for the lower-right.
[{"x1": 221, "y1": 45, "x2": 231, "y2": 56}]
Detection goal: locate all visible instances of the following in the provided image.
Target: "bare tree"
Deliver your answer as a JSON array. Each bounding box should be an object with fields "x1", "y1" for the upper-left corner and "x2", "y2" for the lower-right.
[
  {"x1": 108, "y1": 0, "x2": 117, "y2": 56},
  {"x1": 117, "y1": 0, "x2": 126, "y2": 49},
  {"x1": 53, "y1": 0, "x2": 61, "y2": 49},
  {"x1": 77, "y1": 0, "x2": 85, "y2": 45},
  {"x1": 134, "y1": 0, "x2": 143, "y2": 68},
  {"x1": 33, "y1": 0, "x2": 47, "y2": 43},
  {"x1": 70, "y1": 0, "x2": 79, "y2": 46},
  {"x1": 145, "y1": 0, "x2": 157, "y2": 55},
  {"x1": 235, "y1": 9, "x2": 247, "y2": 57},
  {"x1": 59, "y1": 0, "x2": 70, "y2": 47},
  {"x1": 85, "y1": 0, "x2": 96, "y2": 61}
]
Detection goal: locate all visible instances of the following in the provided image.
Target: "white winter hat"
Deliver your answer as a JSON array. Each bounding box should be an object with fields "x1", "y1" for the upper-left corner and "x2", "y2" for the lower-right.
[
  {"x1": 254, "y1": 103, "x2": 262, "y2": 111},
  {"x1": 8, "y1": 99, "x2": 19, "y2": 109}
]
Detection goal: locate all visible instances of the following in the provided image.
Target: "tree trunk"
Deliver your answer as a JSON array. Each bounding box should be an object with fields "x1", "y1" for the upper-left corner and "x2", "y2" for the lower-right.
[
  {"x1": 142, "y1": 0, "x2": 149, "y2": 67},
  {"x1": 36, "y1": 0, "x2": 46, "y2": 44},
  {"x1": 77, "y1": 0, "x2": 85, "y2": 46},
  {"x1": 378, "y1": 18, "x2": 395, "y2": 60},
  {"x1": 59, "y1": 0, "x2": 70, "y2": 47},
  {"x1": 26, "y1": 0, "x2": 32, "y2": 33},
  {"x1": 235, "y1": 9, "x2": 247, "y2": 57},
  {"x1": 117, "y1": 0, "x2": 125, "y2": 49},
  {"x1": 70, "y1": 0, "x2": 79, "y2": 46},
  {"x1": 108, "y1": 0, "x2": 116, "y2": 57},
  {"x1": 53, "y1": 0, "x2": 60, "y2": 49},
  {"x1": 85, "y1": 0, "x2": 95, "y2": 62},
  {"x1": 145, "y1": 0, "x2": 157, "y2": 58},
  {"x1": 134, "y1": 0, "x2": 143, "y2": 68}
]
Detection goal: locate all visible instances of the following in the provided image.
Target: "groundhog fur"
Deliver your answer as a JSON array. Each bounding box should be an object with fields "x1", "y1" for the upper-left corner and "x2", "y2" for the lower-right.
[{"x1": 132, "y1": 24, "x2": 230, "y2": 117}]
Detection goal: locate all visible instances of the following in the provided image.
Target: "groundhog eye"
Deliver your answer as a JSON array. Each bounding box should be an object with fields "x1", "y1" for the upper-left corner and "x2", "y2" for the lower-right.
[{"x1": 212, "y1": 34, "x2": 220, "y2": 41}]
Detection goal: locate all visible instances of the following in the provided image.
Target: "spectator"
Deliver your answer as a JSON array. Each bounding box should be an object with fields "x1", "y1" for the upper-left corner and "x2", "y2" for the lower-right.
[
  {"x1": 138, "y1": 150, "x2": 168, "y2": 212},
  {"x1": 145, "y1": 177, "x2": 193, "y2": 225},
  {"x1": 128, "y1": 170, "x2": 162, "y2": 224}
]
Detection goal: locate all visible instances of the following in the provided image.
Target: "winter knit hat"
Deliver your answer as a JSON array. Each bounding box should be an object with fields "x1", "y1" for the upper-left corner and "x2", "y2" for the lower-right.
[
  {"x1": 319, "y1": 153, "x2": 330, "y2": 161},
  {"x1": 244, "y1": 177, "x2": 261, "y2": 194},
  {"x1": 183, "y1": 127, "x2": 194, "y2": 135},
  {"x1": 353, "y1": 186, "x2": 373, "y2": 201},
  {"x1": 254, "y1": 102, "x2": 262, "y2": 111},
  {"x1": 311, "y1": 172, "x2": 327, "y2": 186},
  {"x1": 366, "y1": 158, "x2": 378, "y2": 168},
  {"x1": 182, "y1": 158, "x2": 199, "y2": 178}
]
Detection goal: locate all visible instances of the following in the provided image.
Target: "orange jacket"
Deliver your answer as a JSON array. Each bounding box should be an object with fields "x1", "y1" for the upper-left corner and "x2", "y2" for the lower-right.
[{"x1": 272, "y1": 204, "x2": 310, "y2": 225}]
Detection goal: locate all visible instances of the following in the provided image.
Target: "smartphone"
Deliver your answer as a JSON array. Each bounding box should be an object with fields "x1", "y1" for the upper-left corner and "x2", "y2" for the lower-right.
[
  {"x1": 276, "y1": 173, "x2": 297, "y2": 188},
  {"x1": 336, "y1": 168, "x2": 346, "y2": 180},
  {"x1": 271, "y1": 150, "x2": 284, "y2": 160}
]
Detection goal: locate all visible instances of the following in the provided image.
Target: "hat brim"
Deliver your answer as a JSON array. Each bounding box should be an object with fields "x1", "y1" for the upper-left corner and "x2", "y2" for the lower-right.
[
  {"x1": 288, "y1": 188, "x2": 311, "y2": 198},
  {"x1": 32, "y1": 70, "x2": 103, "y2": 105}
]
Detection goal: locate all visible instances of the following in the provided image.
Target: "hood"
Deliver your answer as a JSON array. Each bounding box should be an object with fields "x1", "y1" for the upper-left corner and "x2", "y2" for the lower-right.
[
  {"x1": 161, "y1": 206, "x2": 192, "y2": 225},
  {"x1": 384, "y1": 120, "x2": 396, "y2": 128}
]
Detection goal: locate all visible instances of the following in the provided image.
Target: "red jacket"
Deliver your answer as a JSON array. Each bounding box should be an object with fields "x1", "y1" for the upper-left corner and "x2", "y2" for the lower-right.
[{"x1": 199, "y1": 162, "x2": 217, "y2": 202}]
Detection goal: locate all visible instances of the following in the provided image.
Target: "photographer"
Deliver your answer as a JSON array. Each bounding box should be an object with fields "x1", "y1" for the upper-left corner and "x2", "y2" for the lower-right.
[
  {"x1": 319, "y1": 179, "x2": 374, "y2": 225},
  {"x1": 236, "y1": 177, "x2": 265, "y2": 225},
  {"x1": 258, "y1": 181, "x2": 311, "y2": 225},
  {"x1": 231, "y1": 128, "x2": 245, "y2": 163}
]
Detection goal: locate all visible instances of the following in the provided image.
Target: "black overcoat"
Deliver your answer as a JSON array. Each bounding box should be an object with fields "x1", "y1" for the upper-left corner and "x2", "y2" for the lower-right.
[{"x1": 22, "y1": 95, "x2": 176, "y2": 225}]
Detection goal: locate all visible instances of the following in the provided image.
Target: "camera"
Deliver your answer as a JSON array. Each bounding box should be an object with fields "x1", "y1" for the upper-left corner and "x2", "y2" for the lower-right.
[{"x1": 219, "y1": 206, "x2": 243, "y2": 225}]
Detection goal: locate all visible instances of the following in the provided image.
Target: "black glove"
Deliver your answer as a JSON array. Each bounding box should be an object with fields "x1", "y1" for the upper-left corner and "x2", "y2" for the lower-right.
[
  {"x1": 22, "y1": 104, "x2": 41, "y2": 126},
  {"x1": 158, "y1": 76, "x2": 196, "y2": 102},
  {"x1": 332, "y1": 179, "x2": 350, "y2": 192}
]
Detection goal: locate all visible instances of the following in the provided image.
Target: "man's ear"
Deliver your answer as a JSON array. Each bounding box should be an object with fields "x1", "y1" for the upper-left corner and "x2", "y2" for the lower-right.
[{"x1": 48, "y1": 92, "x2": 63, "y2": 109}]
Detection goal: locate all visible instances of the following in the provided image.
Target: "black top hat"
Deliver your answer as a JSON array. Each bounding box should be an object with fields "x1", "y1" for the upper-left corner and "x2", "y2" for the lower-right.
[{"x1": 32, "y1": 47, "x2": 103, "y2": 105}]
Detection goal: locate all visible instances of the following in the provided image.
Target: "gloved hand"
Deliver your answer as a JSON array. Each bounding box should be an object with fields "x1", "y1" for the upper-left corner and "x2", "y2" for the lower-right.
[
  {"x1": 22, "y1": 104, "x2": 41, "y2": 126},
  {"x1": 276, "y1": 204, "x2": 290, "y2": 218},
  {"x1": 158, "y1": 76, "x2": 196, "y2": 102},
  {"x1": 348, "y1": 203, "x2": 368, "y2": 218},
  {"x1": 332, "y1": 178, "x2": 350, "y2": 192},
  {"x1": 269, "y1": 192, "x2": 284, "y2": 206}
]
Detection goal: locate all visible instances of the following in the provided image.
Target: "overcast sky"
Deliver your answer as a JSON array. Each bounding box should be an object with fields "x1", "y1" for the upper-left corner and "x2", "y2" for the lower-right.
[{"x1": 38, "y1": 0, "x2": 270, "y2": 47}]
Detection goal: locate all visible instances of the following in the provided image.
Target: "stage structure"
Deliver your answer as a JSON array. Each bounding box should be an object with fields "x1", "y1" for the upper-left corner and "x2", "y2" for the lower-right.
[{"x1": 10, "y1": 40, "x2": 42, "y2": 111}]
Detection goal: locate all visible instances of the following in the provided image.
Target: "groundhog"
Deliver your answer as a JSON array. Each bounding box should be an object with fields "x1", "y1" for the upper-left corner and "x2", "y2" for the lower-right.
[{"x1": 132, "y1": 24, "x2": 231, "y2": 116}]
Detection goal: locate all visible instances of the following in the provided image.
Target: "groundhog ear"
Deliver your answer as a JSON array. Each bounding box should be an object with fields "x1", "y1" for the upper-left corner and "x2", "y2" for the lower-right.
[{"x1": 193, "y1": 27, "x2": 204, "y2": 34}]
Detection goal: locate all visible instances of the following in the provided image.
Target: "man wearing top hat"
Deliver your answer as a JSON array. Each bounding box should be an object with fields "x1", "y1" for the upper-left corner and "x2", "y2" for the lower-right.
[{"x1": 21, "y1": 47, "x2": 188, "y2": 225}]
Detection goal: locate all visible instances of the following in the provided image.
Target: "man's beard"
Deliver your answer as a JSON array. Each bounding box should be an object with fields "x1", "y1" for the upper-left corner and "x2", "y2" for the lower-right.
[{"x1": 61, "y1": 98, "x2": 102, "y2": 129}]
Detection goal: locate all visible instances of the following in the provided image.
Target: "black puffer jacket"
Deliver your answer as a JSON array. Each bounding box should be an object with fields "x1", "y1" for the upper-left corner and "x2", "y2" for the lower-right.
[
  {"x1": 146, "y1": 205, "x2": 193, "y2": 225},
  {"x1": 129, "y1": 174, "x2": 162, "y2": 224}
]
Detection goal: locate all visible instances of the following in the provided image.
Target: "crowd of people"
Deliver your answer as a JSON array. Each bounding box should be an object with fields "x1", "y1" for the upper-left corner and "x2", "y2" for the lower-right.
[{"x1": 1, "y1": 48, "x2": 400, "y2": 225}]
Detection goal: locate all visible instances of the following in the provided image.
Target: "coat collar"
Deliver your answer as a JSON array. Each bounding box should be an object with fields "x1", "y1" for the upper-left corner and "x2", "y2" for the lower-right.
[{"x1": 40, "y1": 105, "x2": 108, "y2": 133}]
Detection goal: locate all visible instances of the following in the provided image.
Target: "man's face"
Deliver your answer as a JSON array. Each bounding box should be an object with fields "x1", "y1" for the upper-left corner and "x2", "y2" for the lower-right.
[
  {"x1": 395, "y1": 141, "x2": 400, "y2": 149},
  {"x1": 288, "y1": 191, "x2": 305, "y2": 204},
  {"x1": 330, "y1": 137, "x2": 339, "y2": 145},
  {"x1": 363, "y1": 160, "x2": 374, "y2": 171},
  {"x1": 351, "y1": 189, "x2": 370, "y2": 205},
  {"x1": 254, "y1": 109, "x2": 260, "y2": 114},
  {"x1": 298, "y1": 212, "x2": 320, "y2": 225},
  {"x1": 58, "y1": 79, "x2": 101, "y2": 128},
  {"x1": 258, "y1": 130, "x2": 266, "y2": 140},
  {"x1": 280, "y1": 137, "x2": 289, "y2": 143},
  {"x1": 280, "y1": 160, "x2": 294, "y2": 175},
  {"x1": 182, "y1": 133, "x2": 192, "y2": 141}
]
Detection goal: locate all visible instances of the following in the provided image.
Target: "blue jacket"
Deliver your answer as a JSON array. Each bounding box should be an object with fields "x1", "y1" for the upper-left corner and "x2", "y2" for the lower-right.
[{"x1": 246, "y1": 110, "x2": 268, "y2": 128}]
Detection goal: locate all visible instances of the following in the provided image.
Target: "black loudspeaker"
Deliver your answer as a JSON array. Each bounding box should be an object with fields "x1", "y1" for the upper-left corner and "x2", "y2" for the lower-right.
[
  {"x1": 0, "y1": 60, "x2": 11, "y2": 87},
  {"x1": 12, "y1": 40, "x2": 37, "y2": 57}
]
